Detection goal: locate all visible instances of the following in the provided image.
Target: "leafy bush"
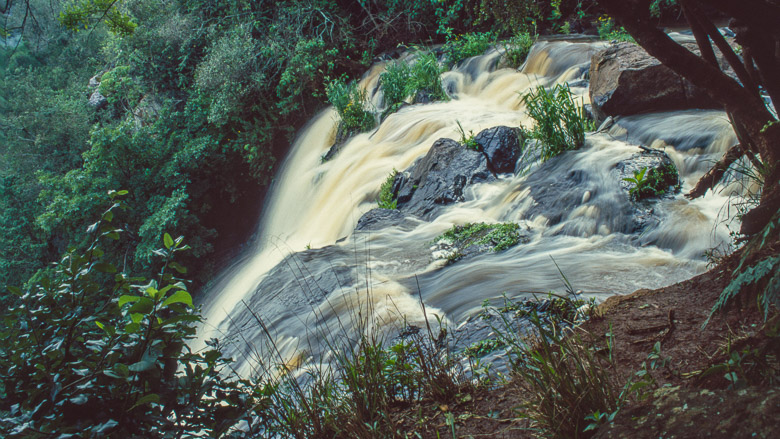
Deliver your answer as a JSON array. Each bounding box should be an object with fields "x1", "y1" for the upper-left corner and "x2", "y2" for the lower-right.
[
  {"x1": 379, "y1": 51, "x2": 448, "y2": 117},
  {"x1": 442, "y1": 31, "x2": 495, "y2": 67},
  {"x1": 522, "y1": 84, "x2": 593, "y2": 161},
  {"x1": 503, "y1": 31, "x2": 537, "y2": 69},
  {"x1": 377, "y1": 169, "x2": 399, "y2": 209},
  {"x1": 0, "y1": 196, "x2": 255, "y2": 437},
  {"x1": 379, "y1": 60, "x2": 412, "y2": 115},
  {"x1": 326, "y1": 77, "x2": 376, "y2": 133},
  {"x1": 408, "y1": 52, "x2": 448, "y2": 104},
  {"x1": 597, "y1": 16, "x2": 634, "y2": 43}
]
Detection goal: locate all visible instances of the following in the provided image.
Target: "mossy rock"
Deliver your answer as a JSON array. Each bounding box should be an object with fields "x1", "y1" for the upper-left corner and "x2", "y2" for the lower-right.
[{"x1": 433, "y1": 222, "x2": 529, "y2": 263}]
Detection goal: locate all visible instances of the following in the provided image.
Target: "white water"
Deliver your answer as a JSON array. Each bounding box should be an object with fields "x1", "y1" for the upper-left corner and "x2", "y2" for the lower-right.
[{"x1": 197, "y1": 40, "x2": 744, "y2": 375}]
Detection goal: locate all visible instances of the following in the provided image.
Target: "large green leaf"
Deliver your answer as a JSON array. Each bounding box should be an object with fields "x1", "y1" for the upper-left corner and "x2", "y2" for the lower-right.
[{"x1": 162, "y1": 290, "x2": 193, "y2": 308}]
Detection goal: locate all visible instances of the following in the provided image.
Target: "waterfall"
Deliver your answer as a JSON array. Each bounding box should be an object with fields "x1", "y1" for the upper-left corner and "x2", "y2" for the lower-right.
[{"x1": 196, "y1": 40, "x2": 744, "y2": 376}]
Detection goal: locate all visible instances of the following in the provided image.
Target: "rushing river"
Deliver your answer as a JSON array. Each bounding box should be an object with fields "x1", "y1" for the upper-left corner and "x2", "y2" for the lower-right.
[{"x1": 196, "y1": 39, "x2": 744, "y2": 376}]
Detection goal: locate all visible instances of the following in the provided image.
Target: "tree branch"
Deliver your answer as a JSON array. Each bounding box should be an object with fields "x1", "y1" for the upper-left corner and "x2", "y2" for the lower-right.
[{"x1": 686, "y1": 143, "x2": 745, "y2": 199}]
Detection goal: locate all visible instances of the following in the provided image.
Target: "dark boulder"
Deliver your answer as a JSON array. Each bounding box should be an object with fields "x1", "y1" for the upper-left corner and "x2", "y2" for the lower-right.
[
  {"x1": 589, "y1": 42, "x2": 731, "y2": 122},
  {"x1": 614, "y1": 148, "x2": 680, "y2": 200},
  {"x1": 395, "y1": 138, "x2": 495, "y2": 220},
  {"x1": 474, "y1": 126, "x2": 525, "y2": 174},
  {"x1": 354, "y1": 208, "x2": 419, "y2": 232}
]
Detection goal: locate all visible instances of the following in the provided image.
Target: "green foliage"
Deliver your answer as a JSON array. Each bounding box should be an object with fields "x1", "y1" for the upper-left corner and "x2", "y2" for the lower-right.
[
  {"x1": 378, "y1": 169, "x2": 399, "y2": 209},
  {"x1": 0, "y1": 198, "x2": 254, "y2": 437},
  {"x1": 436, "y1": 222, "x2": 523, "y2": 253},
  {"x1": 709, "y1": 255, "x2": 780, "y2": 324},
  {"x1": 379, "y1": 51, "x2": 448, "y2": 117},
  {"x1": 473, "y1": 0, "x2": 542, "y2": 35},
  {"x1": 503, "y1": 312, "x2": 622, "y2": 439},
  {"x1": 408, "y1": 52, "x2": 448, "y2": 103},
  {"x1": 326, "y1": 77, "x2": 376, "y2": 133},
  {"x1": 464, "y1": 337, "x2": 506, "y2": 358},
  {"x1": 442, "y1": 31, "x2": 495, "y2": 67},
  {"x1": 597, "y1": 16, "x2": 634, "y2": 43},
  {"x1": 59, "y1": 0, "x2": 138, "y2": 36},
  {"x1": 623, "y1": 163, "x2": 680, "y2": 201},
  {"x1": 456, "y1": 120, "x2": 479, "y2": 150},
  {"x1": 379, "y1": 60, "x2": 412, "y2": 114},
  {"x1": 522, "y1": 84, "x2": 593, "y2": 161},
  {"x1": 503, "y1": 31, "x2": 536, "y2": 69}
]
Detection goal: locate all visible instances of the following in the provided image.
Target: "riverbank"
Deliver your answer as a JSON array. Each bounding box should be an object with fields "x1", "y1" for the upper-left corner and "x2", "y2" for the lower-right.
[{"x1": 388, "y1": 238, "x2": 780, "y2": 438}]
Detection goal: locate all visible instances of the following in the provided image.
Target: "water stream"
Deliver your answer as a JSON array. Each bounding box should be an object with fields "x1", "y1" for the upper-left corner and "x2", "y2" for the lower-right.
[{"x1": 197, "y1": 40, "x2": 744, "y2": 376}]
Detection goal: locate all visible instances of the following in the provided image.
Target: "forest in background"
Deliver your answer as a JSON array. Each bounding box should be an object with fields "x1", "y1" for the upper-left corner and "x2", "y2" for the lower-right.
[{"x1": 0, "y1": 0, "x2": 685, "y2": 294}]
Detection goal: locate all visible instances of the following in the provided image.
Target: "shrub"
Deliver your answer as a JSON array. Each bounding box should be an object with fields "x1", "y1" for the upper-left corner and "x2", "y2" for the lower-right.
[
  {"x1": 597, "y1": 16, "x2": 634, "y2": 43},
  {"x1": 379, "y1": 61, "x2": 412, "y2": 115},
  {"x1": 379, "y1": 51, "x2": 448, "y2": 118},
  {"x1": 0, "y1": 195, "x2": 255, "y2": 437},
  {"x1": 408, "y1": 52, "x2": 448, "y2": 104},
  {"x1": 503, "y1": 31, "x2": 537, "y2": 69},
  {"x1": 522, "y1": 84, "x2": 593, "y2": 161},
  {"x1": 377, "y1": 169, "x2": 399, "y2": 209},
  {"x1": 326, "y1": 77, "x2": 376, "y2": 133},
  {"x1": 442, "y1": 32, "x2": 495, "y2": 67}
]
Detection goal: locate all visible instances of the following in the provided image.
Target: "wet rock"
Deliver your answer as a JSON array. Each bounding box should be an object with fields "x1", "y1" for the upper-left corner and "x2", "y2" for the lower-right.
[
  {"x1": 431, "y1": 222, "x2": 530, "y2": 264},
  {"x1": 589, "y1": 42, "x2": 731, "y2": 122},
  {"x1": 614, "y1": 148, "x2": 680, "y2": 200},
  {"x1": 473, "y1": 126, "x2": 525, "y2": 174},
  {"x1": 395, "y1": 138, "x2": 495, "y2": 220},
  {"x1": 88, "y1": 89, "x2": 108, "y2": 109},
  {"x1": 595, "y1": 386, "x2": 780, "y2": 439},
  {"x1": 355, "y1": 208, "x2": 419, "y2": 232},
  {"x1": 321, "y1": 123, "x2": 355, "y2": 162}
]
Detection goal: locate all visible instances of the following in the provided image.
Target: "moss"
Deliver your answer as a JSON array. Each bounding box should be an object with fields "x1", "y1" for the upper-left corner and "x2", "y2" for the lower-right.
[
  {"x1": 435, "y1": 222, "x2": 522, "y2": 253},
  {"x1": 377, "y1": 169, "x2": 399, "y2": 209}
]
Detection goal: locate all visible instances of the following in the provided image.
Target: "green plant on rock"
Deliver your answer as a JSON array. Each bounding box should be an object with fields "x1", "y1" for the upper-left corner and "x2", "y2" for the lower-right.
[
  {"x1": 597, "y1": 16, "x2": 634, "y2": 43},
  {"x1": 442, "y1": 31, "x2": 495, "y2": 67},
  {"x1": 379, "y1": 51, "x2": 448, "y2": 118},
  {"x1": 380, "y1": 61, "x2": 412, "y2": 115},
  {"x1": 522, "y1": 84, "x2": 593, "y2": 161},
  {"x1": 436, "y1": 222, "x2": 523, "y2": 253},
  {"x1": 503, "y1": 31, "x2": 537, "y2": 69},
  {"x1": 456, "y1": 120, "x2": 479, "y2": 151},
  {"x1": 326, "y1": 77, "x2": 376, "y2": 134},
  {"x1": 378, "y1": 169, "x2": 399, "y2": 209},
  {"x1": 409, "y1": 52, "x2": 448, "y2": 104},
  {"x1": 624, "y1": 163, "x2": 680, "y2": 201}
]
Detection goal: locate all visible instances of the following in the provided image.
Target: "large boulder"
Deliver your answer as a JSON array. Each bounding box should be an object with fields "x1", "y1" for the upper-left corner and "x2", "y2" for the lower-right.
[
  {"x1": 589, "y1": 42, "x2": 730, "y2": 121},
  {"x1": 394, "y1": 138, "x2": 495, "y2": 220},
  {"x1": 474, "y1": 126, "x2": 525, "y2": 174}
]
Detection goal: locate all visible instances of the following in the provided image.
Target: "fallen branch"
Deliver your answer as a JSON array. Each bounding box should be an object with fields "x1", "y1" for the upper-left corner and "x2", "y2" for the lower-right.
[{"x1": 686, "y1": 143, "x2": 744, "y2": 199}]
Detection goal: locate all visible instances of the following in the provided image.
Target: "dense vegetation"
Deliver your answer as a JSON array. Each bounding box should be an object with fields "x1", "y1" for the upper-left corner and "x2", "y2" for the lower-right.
[
  {"x1": 0, "y1": 0, "x2": 594, "y2": 292},
  {"x1": 5, "y1": 0, "x2": 779, "y2": 437}
]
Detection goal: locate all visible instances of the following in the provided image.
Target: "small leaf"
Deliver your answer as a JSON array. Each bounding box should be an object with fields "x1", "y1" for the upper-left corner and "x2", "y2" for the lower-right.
[
  {"x1": 129, "y1": 393, "x2": 159, "y2": 410},
  {"x1": 162, "y1": 290, "x2": 193, "y2": 308},
  {"x1": 164, "y1": 233, "x2": 174, "y2": 249},
  {"x1": 7, "y1": 286, "x2": 22, "y2": 297},
  {"x1": 169, "y1": 261, "x2": 187, "y2": 274},
  {"x1": 103, "y1": 210, "x2": 114, "y2": 222},
  {"x1": 118, "y1": 295, "x2": 141, "y2": 308},
  {"x1": 128, "y1": 297, "x2": 154, "y2": 314}
]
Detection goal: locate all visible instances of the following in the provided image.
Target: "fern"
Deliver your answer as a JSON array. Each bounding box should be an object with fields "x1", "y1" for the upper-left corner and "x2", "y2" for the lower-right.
[{"x1": 706, "y1": 255, "x2": 780, "y2": 327}]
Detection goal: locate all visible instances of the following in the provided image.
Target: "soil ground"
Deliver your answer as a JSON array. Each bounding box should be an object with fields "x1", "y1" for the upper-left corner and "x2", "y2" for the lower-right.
[{"x1": 391, "y1": 243, "x2": 780, "y2": 438}]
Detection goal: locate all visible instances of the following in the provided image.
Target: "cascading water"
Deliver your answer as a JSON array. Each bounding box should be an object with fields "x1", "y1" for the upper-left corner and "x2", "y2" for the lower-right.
[{"x1": 197, "y1": 39, "x2": 744, "y2": 376}]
